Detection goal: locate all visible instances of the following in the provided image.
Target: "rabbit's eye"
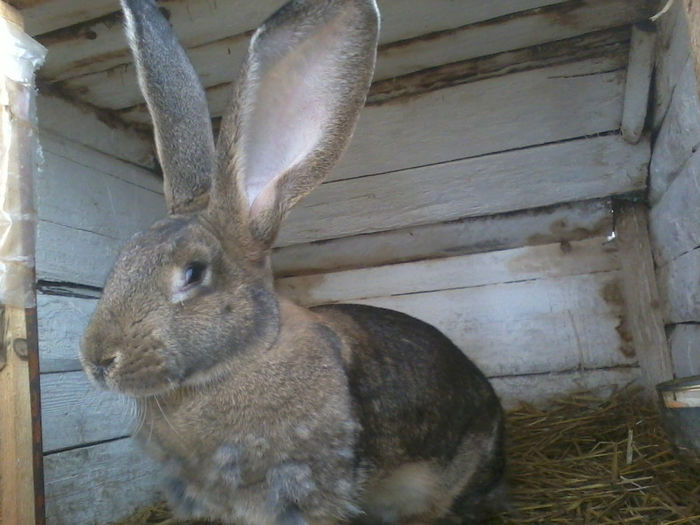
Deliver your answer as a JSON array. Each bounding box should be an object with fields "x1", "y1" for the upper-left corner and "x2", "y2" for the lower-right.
[{"x1": 183, "y1": 262, "x2": 207, "y2": 287}]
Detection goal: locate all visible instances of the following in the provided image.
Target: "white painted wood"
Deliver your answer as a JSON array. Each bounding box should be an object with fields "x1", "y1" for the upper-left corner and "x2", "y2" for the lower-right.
[
  {"x1": 327, "y1": 58, "x2": 628, "y2": 182},
  {"x1": 40, "y1": 0, "x2": 565, "y2": 82},
  {"x1": 44, "y1": 438, "x2": 160, "y2": 525},
  {"x1": 343, "y1": 271, "x2": 635, "y2": 378},
  {"x1": 376, "y1": 0, "x2": 647, "y2": 83},
  {"x1": 658, "y1": 247, "x2": 700, "y2": 323},
  {"x1": 19, "y1": 0, "x2": 116, "y2": 36},
  {"x1": 60, "y1": 0, "x2": 644, "y2": 113},
  {"x1": 649, "y1": 57, "x2": 700, "y2": 203},
  {"x1": 668, "y1": 324, "x2": 700, "y2": 377},
  {"x1": 40, "y1": 372, "x2": 134, "y2": 452},
  {"x1": 37, "y1": 293, "x2": 96, "y2": 373},
  {"x1": 36, "y1": 220, "x2": 122, "y2": 287},
  {"x1": 278, "y1": 135, "x2": 648, "y2": 247},
  {"x1": 622, "y1": 25, "x2": 656, "y2": 144},
  {"x1": 272, "y1": 199, "x2": 613, "y2": 277},
  {"x1": 277, "y1": 237, "x2": 619, "y2": 306},
  {"x1": 35, "y1": 134, "x2": 165, "y2": 286},
  {"x1": 614, "y1": 201, "x2": 673, "y2": 390},
  {"x1": 650, "y1": 150, "x2": 700, "y2": 266},
  {"x1": 40, "y1": 132, "x2": 161, "y2": 193},
  {"x1": 37, "y1": 93, "x2": 156, "y2": 169},
  {"x1": 653, "y1": 0, "x2": 691, "y2": 129},
  {"x1": 38, "y1": 149, "x2": 163, "y2": 242},
  {"x1": 492, "y1": 367, "x2": 641, "y2": 410}
]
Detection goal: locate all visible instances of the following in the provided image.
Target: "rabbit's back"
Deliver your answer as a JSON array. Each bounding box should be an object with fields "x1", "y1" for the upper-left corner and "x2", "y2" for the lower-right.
[{"x1": 313, "y1": 304, "x2": 506, "y2": 522}]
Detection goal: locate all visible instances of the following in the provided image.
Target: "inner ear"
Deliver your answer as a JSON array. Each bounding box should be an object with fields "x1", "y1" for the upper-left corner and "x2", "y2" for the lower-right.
[{"x1": 210, "y1": 0, "x2": 379, "y2": 249}]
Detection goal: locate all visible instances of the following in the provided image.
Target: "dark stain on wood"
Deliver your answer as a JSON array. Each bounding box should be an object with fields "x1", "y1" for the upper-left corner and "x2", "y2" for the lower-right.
[
  {"x1": 36, "y1": 10, "x2": 123, "y2": 46},
  {"x1": 37, "y1": 80, "x2": 154, "y2": 138},
  {"x1": 601, "y1": 280, "x2": 636, "y2": 358},
  {"x1": 367, "y1": 27, "x2": 630, "y2": 107},
  {"x1": 526, "y1": 208, "x2": 612, "y2": 246}
]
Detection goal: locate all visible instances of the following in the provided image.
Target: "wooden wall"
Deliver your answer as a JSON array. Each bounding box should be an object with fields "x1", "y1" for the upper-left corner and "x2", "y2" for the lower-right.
[
  {"x1": 36, "y1": 129, "x2": 164, "y2": 524},
  {"x1": 32, "y1": 3, "x2": 658, "y2": 524},
  {"x1": 649, "y1": 1, "x2": 700, "y2": 377}
]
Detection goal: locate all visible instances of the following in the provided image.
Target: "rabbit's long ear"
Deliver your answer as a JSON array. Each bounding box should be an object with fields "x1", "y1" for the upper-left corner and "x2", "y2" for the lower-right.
[
  {"x1": 211, "y1": 0, "x2": 379, "y2": 248},
  {"x1": 121, "y1": 0, "x2": 215, "y2": 214}
]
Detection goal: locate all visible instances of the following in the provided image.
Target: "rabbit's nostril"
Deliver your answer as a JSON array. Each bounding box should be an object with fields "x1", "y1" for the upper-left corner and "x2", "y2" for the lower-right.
[{"x1": 93, "y1": 355, "x2": 116, "y2": 380}]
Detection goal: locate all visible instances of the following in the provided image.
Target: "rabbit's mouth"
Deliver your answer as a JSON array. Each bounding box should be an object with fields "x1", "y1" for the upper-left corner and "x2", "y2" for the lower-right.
[{"x1": 81, "y1": 343, "x2": 187, "y2": 398}]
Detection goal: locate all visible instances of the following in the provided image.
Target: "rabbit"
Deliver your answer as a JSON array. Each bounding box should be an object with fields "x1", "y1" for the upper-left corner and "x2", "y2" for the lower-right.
[{"x1": 80, "y1": 0, "x2": 507, "y2": 523}]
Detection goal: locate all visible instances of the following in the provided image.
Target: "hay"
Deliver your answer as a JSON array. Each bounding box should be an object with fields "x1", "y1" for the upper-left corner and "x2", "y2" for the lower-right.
[
  {"x1": 112, "y1": 388, "x2": 700, "y2": 525},
  {"x1": 499, "y1": 387, "x2": 699, "y2": 524}
]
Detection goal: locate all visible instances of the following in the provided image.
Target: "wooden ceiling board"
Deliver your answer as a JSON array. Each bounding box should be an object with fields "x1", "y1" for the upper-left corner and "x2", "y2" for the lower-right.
[
  {"x1": 55, "y1": 0, "x2": 650, "y2": 115},
  {"x1": 37, "y1": 0, "x2": 564, "y2": 82},
  {"x1": 10, "y1": 0, "x2": 115, "y2": 36}
]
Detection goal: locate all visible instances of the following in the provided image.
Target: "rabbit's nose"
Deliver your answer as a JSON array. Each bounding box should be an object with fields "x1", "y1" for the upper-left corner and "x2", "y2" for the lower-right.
[{"x1": 93, "y1": 355, "x2": 117, "y2": 382}]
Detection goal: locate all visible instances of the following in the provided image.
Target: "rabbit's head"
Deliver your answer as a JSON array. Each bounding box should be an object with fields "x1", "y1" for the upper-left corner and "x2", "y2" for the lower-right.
[{"x1": 81, "y1": 0, "x2": 379, "y2": 397}]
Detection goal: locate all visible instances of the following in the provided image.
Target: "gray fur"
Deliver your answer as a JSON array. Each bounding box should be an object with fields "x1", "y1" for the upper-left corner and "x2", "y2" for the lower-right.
[{"x1": 81, "y1": 1, "x2": 506, "y2": 523}]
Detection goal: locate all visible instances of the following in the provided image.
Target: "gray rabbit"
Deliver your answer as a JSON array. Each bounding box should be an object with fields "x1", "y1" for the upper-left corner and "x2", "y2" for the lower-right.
[{"x1": 80, "y1": 1, "x2": 506, "y2": 523}]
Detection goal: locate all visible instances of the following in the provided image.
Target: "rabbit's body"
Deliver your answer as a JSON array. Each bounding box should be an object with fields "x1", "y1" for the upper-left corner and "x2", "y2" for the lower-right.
[
  {"x1": 136, "y1": 300, "x2": 504, "y2": 524},
  {"x1": 80, "y1": 0, "x2": 506, "y2": 523}
]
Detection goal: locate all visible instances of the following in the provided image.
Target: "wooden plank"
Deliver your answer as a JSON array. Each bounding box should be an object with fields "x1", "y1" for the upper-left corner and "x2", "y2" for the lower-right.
[
  {"x1": 58, "y1": 0, "x2": 647, "y2": 112},
  {"x1": 272, "y1": 199, "x2": 614, "y2": 277},
  {"x1": 44, "y1": 438, "x2": 160, "y2": 525},
  {"x1": 0, "y1": 307, "x2": 36, "y2": 525},
  {"x1": 683, "y1": 0, "x2": 700, "y2": 101},
  {"x1": 15, "y1": 0, "x2": 115, "y2": 36},
  {"x1": 38, "y1": 0, "x2": 565, "y2": 82},
  {"x1": 342, "y1": 271, "x2": 635, "y2": 378},
  {"x1": 37, "y1": 293, "x2": 96, "y2": 373},
  {"x1": 653, "y1": 0, "x2": 691, "y2": 130},
  {"x1": 668, "y1": 323, "x2": 700, "y2": 377},
  {"x1": 277, "y1": 135, "x2": 648, "y2": 247},
  {"x1": 35, "y1": 135, "x2": 164, "y2": 286},
  {"x1": 36, "y1": 220, "x2": 121, "y2": 287},
  {"x1": 657, "y1": 247, "x2": 700, "y2": 323},
  {"x1": 0, "y1": 0, "x2": 22, "y2": 27},
  {"x1": 277, "y1": 237, "x2": 620, "y2": 306},
  {"x1": 649, "y1": 57, "x2": 700, "y2": 203},
  {"x1": 614, "y1": 201, "x2": 673, "y2": 390},
  {"x1": 40, "y1": 371, "x2": 133, "y2": 452},
  {"x1": 36, "y1": 93, "x2": 156, "y2": 170},
  {"x1": 329, "y1": 57, "x2": 628, "y2": 182},
  {"x1": 650, "y1": 150, "x2": 700, "y2": 266},
  {"x1": 123, "y1": 28, "x2": 630, "y2": 127},
  {"x1": 40, "y1": 132, "x2": 161, "y2": 193},
  {"x1": 492, "y1": 367, "x2": 641, "y2": 410},
  {"x1": 376, "y1": 0, "x2": 649, "y2": 83},
  {"x1": 621, "y1": 24, "x2": 656, "y2": 144},
  {"x1": 37, "y1": 147, "x2": 164, "y2": 241}
]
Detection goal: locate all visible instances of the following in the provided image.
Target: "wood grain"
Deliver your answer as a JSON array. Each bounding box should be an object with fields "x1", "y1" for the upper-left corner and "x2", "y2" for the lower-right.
[
  {"x1": 650, "y1": 149, "x2": 700, "y2": 266},
  {"x1": 0, "y1": 307, "x2": 36, "y2": 525},
  {"x1": 668, "y1": 323, "x2": 700, "y2": 377},
  {"x1": 273, "y1": 199, "x2": 613, "y2": 277},
  {"x1": 649, "y1": 57, "x2": 700, "y2": 203},
  {"x1": 54, "y1": 0, "x2": 646, "y2": 113},
  {"x1": 43, "y1": 438, "x2": 160, "y2": 525},
  {"x1": 614, "y1": 201, "x2": 673, "y2": 391},
  {"x1": 37, "y1": 0, "x2": 567, "y2": 81},
  {"x1": 37, "y1": 293, "x2": 96, "y2": 373},
  {"x1": 621, "y1": 24, "x2": 656, "y2": 144},
  {"x1": 657, "y1": 247, "x2": 700, "y2": 323},
  {"x1": 279, "y1": 135, "x2": 648, "y2": 246}
]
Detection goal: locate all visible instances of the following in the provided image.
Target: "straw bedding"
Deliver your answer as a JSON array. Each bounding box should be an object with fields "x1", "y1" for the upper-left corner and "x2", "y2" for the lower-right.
[{"x1": 113, "y1": 388, "x2": 700, "y2": 525}]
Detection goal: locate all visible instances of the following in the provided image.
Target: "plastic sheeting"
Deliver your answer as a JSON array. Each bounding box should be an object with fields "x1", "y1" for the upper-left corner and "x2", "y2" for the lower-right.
[{"x1": 0, "y1": 16, "x2": 46, "y2": 308}]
